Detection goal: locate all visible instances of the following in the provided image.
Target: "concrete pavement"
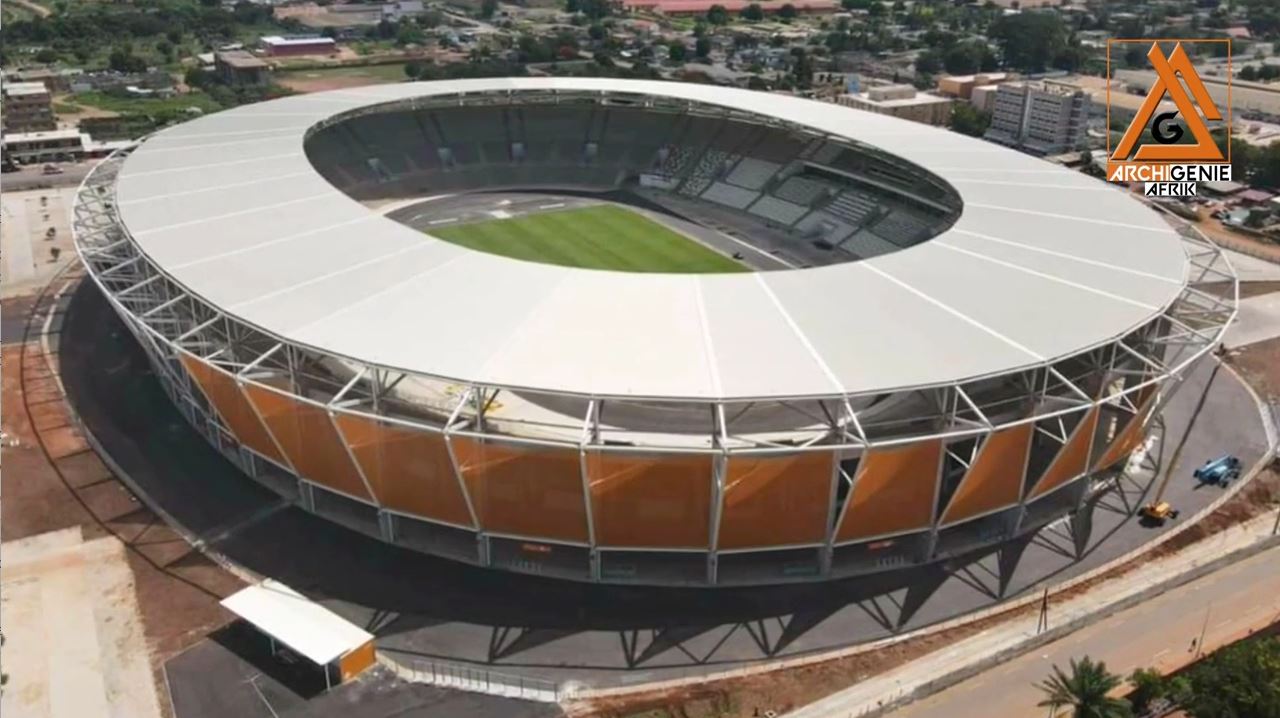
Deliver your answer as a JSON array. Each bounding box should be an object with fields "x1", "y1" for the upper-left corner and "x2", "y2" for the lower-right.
[
  {"x1": 1225, "y1": 291, "x2": 1280, "y2": 349},
  {"x1": 889, "y1": 535, "x2": 1280, "y2": 718},
  {"x1": 787, "y1": 509, "x2": 1280, "y2": 718}
]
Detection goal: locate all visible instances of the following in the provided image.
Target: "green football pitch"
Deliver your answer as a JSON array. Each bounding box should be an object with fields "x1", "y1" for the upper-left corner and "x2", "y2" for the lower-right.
[{"x1": 427, "y1": 205, "x2": 747, "y2": 273}]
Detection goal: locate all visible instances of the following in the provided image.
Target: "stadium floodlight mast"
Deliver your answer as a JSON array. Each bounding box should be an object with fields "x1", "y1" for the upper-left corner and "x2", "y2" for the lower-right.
[{"x1": 73, "y1": 79, "x2": 1235, "y2": 586}]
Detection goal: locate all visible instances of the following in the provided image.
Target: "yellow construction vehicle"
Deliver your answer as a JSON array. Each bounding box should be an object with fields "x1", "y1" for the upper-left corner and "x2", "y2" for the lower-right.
[{"x1": 1139, "y1": 501, "x2": 1180, "y2": 524}]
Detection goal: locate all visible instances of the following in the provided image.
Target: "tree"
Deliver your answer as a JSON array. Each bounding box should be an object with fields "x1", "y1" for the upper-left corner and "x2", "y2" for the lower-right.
[
  {"x1": 1126, "y1": 668, "x2": 1166, "y2": 716},
  {"x1": 949, "y1": 103, "x2": 990, "y2": 137},
  {"x1": 588, "y1": 23, "x2": 606, "y2": 41},
  {"x1": 567, "y1": 0, "x2": 611, "y2": 20},
  {"x1": 108, "y1": 46, "x2": 147, "y2": 73},
  {"x1": 989, "y1": 12, "x2": 1068, "y2": 73},
  {"x1": 668, "y1": 40, "x2": 687, "y2": 62},
  {"x1": 789, "y1": 47, "x2": 814, "y2": 88},
  {"x1": 480, "y1": 0, "x2": 498, "y2": 18},
  {"x1": 741, "y1": 3, "x2": 763, "y2": 20},
  {"x1": 396, "y1": 23, "x2": 425, "y2": 45},
  {"x1": 915, "y1": 49, "x2": 942, "y2": 75},
  {"x1": 706, "y1": 4, "x2": 730, "y2": 25},
  {"x1": 1036, "y1": 657, "x2": 1131, "y2": 718},
  {"x1": 943, "y1": 41, "x2": 996, "y2": 75},
  {"x1": 695, "y1": 35, "x2": 711, "y2": 58},
  {"x1": 778, "y1": 3, "x2": 798, "y2": 21},
  {"x1": 1174, "y1": 636, "x2": 1280, "y2": 717}
]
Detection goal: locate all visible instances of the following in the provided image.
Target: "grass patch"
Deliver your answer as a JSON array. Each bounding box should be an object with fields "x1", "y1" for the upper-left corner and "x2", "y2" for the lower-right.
[
  {"x1": 429, "y1": 205, "x2": 747, "y2": 273},
  {"x1": 277, "y1": 62, "x2": 408, "y2": 82},
  {"x1": 71, "y1": 90, "x2": 223, "y2": 115}
]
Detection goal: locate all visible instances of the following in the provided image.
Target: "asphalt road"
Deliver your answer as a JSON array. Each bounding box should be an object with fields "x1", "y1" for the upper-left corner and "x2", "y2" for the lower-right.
[
  {"x1": 1, "y1": 162, "x2": 93, "y2": 192},
  {"x1": 889, "y1": 543, "x2": 1280, "y2": 718},
  {"x1": 58, "y1": 279, "x2": 1269, "y2": 690}
]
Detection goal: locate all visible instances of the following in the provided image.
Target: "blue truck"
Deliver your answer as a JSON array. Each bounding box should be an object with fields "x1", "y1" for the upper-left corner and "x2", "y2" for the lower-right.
[{"x1": 1193, "y1": 455, "x2": 1242, "y2": 486}]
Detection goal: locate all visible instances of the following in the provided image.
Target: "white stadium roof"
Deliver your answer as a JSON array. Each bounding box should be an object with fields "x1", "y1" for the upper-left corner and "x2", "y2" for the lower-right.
[{"x1": 114, "y1": 78, "x2": 1188, "y2": 401}]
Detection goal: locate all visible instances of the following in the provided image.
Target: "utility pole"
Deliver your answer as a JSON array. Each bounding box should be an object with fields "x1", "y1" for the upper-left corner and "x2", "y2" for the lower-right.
[{"x1": 1195, "y1": 604, "x2": 1212, "y2": 659}]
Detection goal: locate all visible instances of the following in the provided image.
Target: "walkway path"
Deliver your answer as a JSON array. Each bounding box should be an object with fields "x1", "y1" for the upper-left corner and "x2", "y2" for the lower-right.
[
  {"x1": 888, "y1": 536, "x2": 1280, "y2": 718},
  {"x1": 788, "y1": 509, "x2": 1280, "y2": 718}
]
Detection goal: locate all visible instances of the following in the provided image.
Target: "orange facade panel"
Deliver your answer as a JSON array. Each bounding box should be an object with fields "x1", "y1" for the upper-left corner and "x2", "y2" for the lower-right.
[
  {"x1": 179, "y1": 354, "x2": 287, "y2": 466},
  {"x1": 718, "y1": 452, "x2": 832, "y2": 550},
  {"x1": 333, "y1": 413, "x2": 473, "y2": 527},
  {"x1": 240, "y1": 382, "x2": 372, "y2": 502},
  {"x1": 1028, "y1": 407, "x2": 1100, "y2": 501},
  {"x1": 836, "y1": 440, "x2": 942, "y2": 543},
  {"x1": 1092, "y1": 392, "x2": 1158, "y2": 472},
  {"x1": 452, "y1": 437, "x2": 589, "y2": 543},
  {"x1": 338, "y1": 640, "x2": 376, "y2": 683},
  {"x1": 939, "y1": 423, "x2": 1032, "y2": 526},
  {"x1": 586, "y1": 452, "x2": 712, "y2": 548}
]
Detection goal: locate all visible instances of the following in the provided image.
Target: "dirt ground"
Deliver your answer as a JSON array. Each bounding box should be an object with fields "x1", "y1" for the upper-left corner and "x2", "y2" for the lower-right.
[
  {"x1": 1227, "y1": 333, "x2": 1280, "y2": 403},
  {"x1": 1, "y1": 295, "x2": 245, "y2": 717},
  {"x1": 276, "y1": 69, "x2": 404, "y2": 93},
  {"x1": 2, "y1": 528, "x2": 164, "y2": 718},
  {"x1": 1191, "y1": 209, "x2": 1280, "y2": 263},
  {"x1": 52, "y1": 94, "x2": 119, "y2": 129}
]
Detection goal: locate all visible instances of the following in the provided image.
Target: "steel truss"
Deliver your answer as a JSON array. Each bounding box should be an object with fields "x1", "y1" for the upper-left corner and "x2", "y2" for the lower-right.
[{"x1": 73, "y1": 146, "x2": 1237, "y2": 585}]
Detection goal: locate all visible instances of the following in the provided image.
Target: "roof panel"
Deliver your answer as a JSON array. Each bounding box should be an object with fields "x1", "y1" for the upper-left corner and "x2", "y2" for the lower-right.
[
  {"x1": 111, "y1": 78, "x2": 1190, "y2": 400},
  {"x1": 760, "y1": 261, "x2": 1039, "y2": 393}
]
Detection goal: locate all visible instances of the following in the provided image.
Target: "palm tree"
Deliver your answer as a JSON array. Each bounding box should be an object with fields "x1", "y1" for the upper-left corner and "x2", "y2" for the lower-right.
[{"x1": 1036, "y1": 656, "x2": 1132, "y2": 718}]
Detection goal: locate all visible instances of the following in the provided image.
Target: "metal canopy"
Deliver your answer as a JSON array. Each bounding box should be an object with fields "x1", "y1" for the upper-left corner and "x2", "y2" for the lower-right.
[
  {"x1": 113, "y1": 78, "x2": 1189, "y2": 401},
  {"x1": 220, "y1": 579, "x2": 373, "y2": 666}
]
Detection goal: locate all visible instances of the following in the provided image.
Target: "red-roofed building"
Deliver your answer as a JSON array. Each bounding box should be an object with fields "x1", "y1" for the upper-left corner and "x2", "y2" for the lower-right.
[{"x1": 623, "y1": 0, "x2": 836, "y2": 15}]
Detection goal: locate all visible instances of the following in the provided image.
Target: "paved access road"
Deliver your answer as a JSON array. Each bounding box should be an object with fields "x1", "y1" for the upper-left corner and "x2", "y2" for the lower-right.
[{"x1": 889, "y1": 542, "x2": 1280, "y2": 718}]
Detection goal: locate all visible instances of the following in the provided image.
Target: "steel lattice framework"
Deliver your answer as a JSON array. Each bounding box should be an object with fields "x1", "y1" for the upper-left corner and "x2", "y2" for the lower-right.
[{"x1": 74, "y1": 91, "x2": 1236, "y2": 586}]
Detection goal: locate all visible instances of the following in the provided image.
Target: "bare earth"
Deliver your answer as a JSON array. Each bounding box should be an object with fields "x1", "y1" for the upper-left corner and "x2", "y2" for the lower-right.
[
  {"x1": 2, "y1": 295, "x2": 244, "y2": 718},
  {"x1": 2, "y1": 528, "x2": 163, "y2": 718}
]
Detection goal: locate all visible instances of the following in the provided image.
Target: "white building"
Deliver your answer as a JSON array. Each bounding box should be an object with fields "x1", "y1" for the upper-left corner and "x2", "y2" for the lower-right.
[
  {"x1": 984, "y1": 81, "x2": 1091, "y2": 156},
  {"x1": 837, "y1": 85, "x2": 953, "y2": 126}
]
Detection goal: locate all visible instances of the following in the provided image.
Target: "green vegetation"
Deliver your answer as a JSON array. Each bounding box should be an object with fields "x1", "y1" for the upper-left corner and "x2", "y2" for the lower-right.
[
  {"x1": 1124, "y1": 636, "x2": 1280, "y2": 718},
  {"x1": 428, "y1": 205, "x2": 747, "y2": 274},
  {"x1": 277, "y1": 63, "x2": 412, "y2": 86},
  {"x1": 1035, "y1": 656, "x2": 1131, "y2": 718},
  {"x1": 949, "y1": 104, "x2": 990, "y2": 138},
  {"x1": 72, "y1": 90, "x2": 222, "y2": 115},
  {"x1": 0, "y1": 0, "x2": 290, "y2": 69}
]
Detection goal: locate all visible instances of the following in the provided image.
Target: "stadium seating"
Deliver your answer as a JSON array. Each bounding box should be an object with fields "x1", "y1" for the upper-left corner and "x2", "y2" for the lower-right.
[
  {"x1": 303, "y1": 98, "x2": 957, "y2": 263},
  {"x1": 825, "y1": 190, "x2": 880, "y2": 226},
  {"x1": 700, "y1": 181, "x2": 760, "y2": 210},
  {"x1": 840, "y1": 230, "x2": 903, "y2": 259},
  {"x1": 724, "y1": 158, "x2": 781, "y2": 191},
  {"x1": 748, "y1": 195, "x2": 810, "y2": 226},
  {"x1": 869, "y1": 211, "x2": 936, "y2": 247},
  {"x1": 794, "y1": 211, "x2": 857, "y2": 245},
  {"x1": 773, "y1": 176, "x2": 831, "y2": 206}
]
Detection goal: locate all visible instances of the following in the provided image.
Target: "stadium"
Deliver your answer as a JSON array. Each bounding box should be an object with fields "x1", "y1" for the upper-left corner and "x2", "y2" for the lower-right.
[{"x1": 72, "y1": 77, "x2": 1235, "y2": 587}]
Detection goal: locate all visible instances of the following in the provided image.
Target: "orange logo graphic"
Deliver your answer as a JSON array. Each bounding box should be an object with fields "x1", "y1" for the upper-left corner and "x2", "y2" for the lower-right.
[{"x1": 1110, "y1": 41, "x2": 1225, "y2": 163}]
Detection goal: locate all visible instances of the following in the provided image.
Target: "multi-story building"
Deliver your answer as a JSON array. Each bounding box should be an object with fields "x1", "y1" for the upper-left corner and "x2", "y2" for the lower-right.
[
  {"x1": 2, "y1": 80, "x2": 57, "y2": 134},
  {"x1": 984, "y1": 81, "x2": 1091, "y2": 155},
  {"x1": 261, "y1": 35, "x2": 337, "y2": 57},
  {"x1": 215, "y1": 51, "x2": 271, "y2": 87},
  {"x1": 935, "y1": 72, "x2": 1008, "y2": 100},
  {"x1": 2, "y1": 128, "x2": 86, "y2": 163},
  {"x1": 837, "y1": 84, "x2": 953, "y2": 126}
]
